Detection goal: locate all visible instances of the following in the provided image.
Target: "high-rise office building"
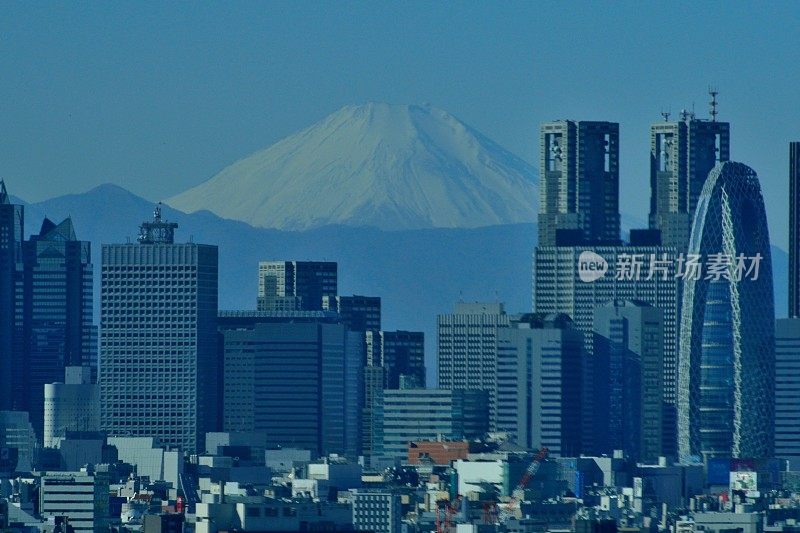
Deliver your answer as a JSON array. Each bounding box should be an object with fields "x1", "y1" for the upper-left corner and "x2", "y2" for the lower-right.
[
  {"x1": 362, "y1": 329, "x2": 424, "y2": 462},
  {"x1": 366, "y1": 330, "x2": 425, "y2": 388},
  {"x1": 532, "y1": 245, "x2": 678, "y2": 456},
  {"x1": 538, "y1": 121, "x2": 620, "y2": 246},
  {"x1": 21, "y1": 217, "x2": 93, "y2": 439},
  {"x1": 99, "y1": 207, "x2": 219, "y2": 453},
  {"x1": 257, "y1": 261, "x2": 337, "y2": 311},
  {"x1": 789, "y1": 142, "x2": 800, "y2": 317},
  {"x1": 678, "y1": 162, "x2": 775, "y2": 460},
  {"x1": 775, "y1": 318, "x2": 800, "y2": 470},
  {"x1": 218, "y1": 311, "x2": 362, "y2": 459},
  {"x1": 361, "y1": 366, "x2": 385, "y2": 460},
  {"x1": 324, "y1": 295, "x2": 381, "y2": 332},
  {"x1": 593, "y1": 300, "x2": 664, "y2": 463},
  {"x1": 495, "y1": 313, "x2": 583, "y2": 456},
  {"x1": 372, "y1": 388, "x2": 489, "y2": 461},
  {"x1": 437, "y1": 302, "x2": 510, "y2": 428},
  {"x1": 649, "y1": 110, "x2": 730, "y2": 250},
  {"x1": 323, "y1": 295, "x2": 382, "y2": 458},
  {"x1": 0, "y1": 181, "x2": 24, "y2": 411}
]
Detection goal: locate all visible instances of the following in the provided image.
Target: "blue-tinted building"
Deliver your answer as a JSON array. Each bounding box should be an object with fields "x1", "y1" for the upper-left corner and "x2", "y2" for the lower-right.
[
  {"x1": 0, "y1": 181, "x2": 24, "y2": 412},
  {"x1": 649, "y1": 114, "x2": 730, "y2": 251},
  {"x1": 217, "y1": 311, "x2": 362, "y2": 459},
  {"x1": 677, "y1": 162, "x2": 775, "y2": 460},
  {"x1": 495, "y1": 313, "x2": 583, "y2": 456},
  {"x1": 22, "y1": 217, "x2": 93, "y2": 439},
  {"x1": 593, "y1": 300, "x2": 664, "y2": 463},
  {"x1": 775, "y1": 318, "x2": 800, "y2": 469},
  {"x1": 99, "y1": 207, "x2": 219, "y2": 454},
  {"x1": 257, "y1": 261, "x2": 337, "y2": 311}
]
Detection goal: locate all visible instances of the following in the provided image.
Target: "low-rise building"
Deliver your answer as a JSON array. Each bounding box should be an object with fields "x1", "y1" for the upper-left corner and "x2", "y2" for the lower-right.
[
  {"x1": 408, "y1": 441, "x2": 469, "y2": 465},
  {"x1": 39, "y1": 468, "x2": 109, "y2": 533},
  {"x1": 350, "y1": 490, "x2": 402, "y2": 533},
  {"x1": 194, "y1": 497, "x2": 352, "y2": 533},
  {"x1": 107, "y1": 437, "x2": 182, "y2": 487},
  {"x1": 43, "y1": 367, "x2": 100, "y2": 449}
]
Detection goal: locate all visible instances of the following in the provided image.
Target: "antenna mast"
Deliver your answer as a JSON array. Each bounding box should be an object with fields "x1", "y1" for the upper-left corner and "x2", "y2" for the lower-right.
[{"x1": 709, "y1": 87, "x2": 719, "y2": 122}]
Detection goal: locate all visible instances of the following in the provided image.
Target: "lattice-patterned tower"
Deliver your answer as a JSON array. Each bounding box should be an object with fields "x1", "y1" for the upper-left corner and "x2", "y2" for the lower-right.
[{"x1": 678, "y1": 162, "x2": 775, "y2": 460}]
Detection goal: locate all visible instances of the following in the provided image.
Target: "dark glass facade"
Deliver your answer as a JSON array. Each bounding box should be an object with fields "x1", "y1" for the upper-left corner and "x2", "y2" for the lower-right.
[
  {"x1": 22, "y1": 218, "x2": 93, "y2": 439},
  {"x1": 0, "y1": 182, "x2": 24, "y2": 411},
  {"x1": 678, "y1": 161, "x2": 775, "y2": 460},
  {"x1": 789, "y1": 142, "x2": 800, "y2": 318}
]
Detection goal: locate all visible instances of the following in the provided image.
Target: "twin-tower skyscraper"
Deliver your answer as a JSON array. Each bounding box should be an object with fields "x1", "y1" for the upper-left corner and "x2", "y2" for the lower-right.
[{"x1": 537, "y1": 106, "x2": 729, "y2": 249}]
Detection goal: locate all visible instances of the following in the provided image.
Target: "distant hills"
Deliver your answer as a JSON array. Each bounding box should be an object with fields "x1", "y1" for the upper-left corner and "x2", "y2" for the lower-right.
[{"x1": 167, "y1": 102, "x2": 539, "y2": 231}]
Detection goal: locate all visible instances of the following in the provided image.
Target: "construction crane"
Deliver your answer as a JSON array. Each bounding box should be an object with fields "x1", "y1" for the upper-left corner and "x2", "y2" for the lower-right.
[
  {"x1": 497, "y1": 447, "x2": 549, "y2": 523},
  {"x1": 435, "y1": 495, "x2": 463, "y2": 533}
]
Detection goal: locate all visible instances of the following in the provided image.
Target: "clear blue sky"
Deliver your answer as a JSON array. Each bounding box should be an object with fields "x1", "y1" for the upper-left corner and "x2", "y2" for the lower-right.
[{"x1": 1, "y1": 2, "x2": 799, "y2": 245}]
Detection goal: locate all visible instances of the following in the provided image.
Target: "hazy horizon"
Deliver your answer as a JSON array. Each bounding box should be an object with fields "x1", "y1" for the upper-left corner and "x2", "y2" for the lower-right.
[{"x1": 2, "y1": 2, "x2": 799, "y2": 246}]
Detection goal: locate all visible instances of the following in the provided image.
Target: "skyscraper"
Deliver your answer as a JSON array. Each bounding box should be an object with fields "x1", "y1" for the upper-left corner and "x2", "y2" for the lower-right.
[
  {"x1": 257, "y1": 261, "x2": 337, "y2": 311},
  {"x1": 775, "y1": 318, "x2": 800, "y2": 470},
  {"x1": 437, "y1": 302, "x2": 509, "y2": 428},
  {"x1": 789, "y1": 142, "x2": 800, "y2": 317},
  {"x1": 495, "y1": 313, "x2": 583, "y2": 456},
  {"x1": 323, "y1": 295, "x2": 381, "y2": 332},
  {"x1": 532, "y1": 245, "x2": 678, "y2": 455},
  {"x1": 365, "y1": 330, "x2": 425, "y2": 388},
  {"x1": 99, "y1": 207, "x2": 219, "y2": 453},
  {"x1": 362, "y1": 329, "x2": 425, "y2": 463},
  {"x1": 649, "y1": 109, "x2": 730, "y2": 250},
  {"x1": 218, "y1": 311, "x2": 362, "y2": 459},
  {"x1": 21, "y1": 217, "x2": 93, "y2": 439},
  {"x1": 324, "y1": 295, "x2": 382, "y2": 457},
  {"x1": 538, "y1": 121, "x2": 620, "y2": 246},
  {"x1": 593, "y1": 300, "x2": 664, "y2": 463},
  {"x1": 361, "y1": 366, "x2": 385, "y2": 461},
  {"x1": 0, "y1": 181, "x2": 24, "y2": 411},
  {"x1": 678, "y1": 162, "x2": 775, "y2": 460}
]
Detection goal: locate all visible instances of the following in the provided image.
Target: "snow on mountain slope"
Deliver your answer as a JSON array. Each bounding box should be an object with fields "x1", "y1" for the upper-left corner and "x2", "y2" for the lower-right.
[{"x1": 167, "y1": 103, "x2": 538, "y2": 230}]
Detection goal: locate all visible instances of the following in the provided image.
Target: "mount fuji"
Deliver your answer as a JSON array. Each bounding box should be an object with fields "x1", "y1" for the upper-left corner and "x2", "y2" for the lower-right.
[{"x1": 167, "y1": 102, "x2": 538, "y2": 230}]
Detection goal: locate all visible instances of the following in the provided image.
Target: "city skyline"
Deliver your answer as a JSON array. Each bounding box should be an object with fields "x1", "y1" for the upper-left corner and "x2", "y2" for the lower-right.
[{"x1": 1, "y1": 5, "x2": 800, "y2": 532}]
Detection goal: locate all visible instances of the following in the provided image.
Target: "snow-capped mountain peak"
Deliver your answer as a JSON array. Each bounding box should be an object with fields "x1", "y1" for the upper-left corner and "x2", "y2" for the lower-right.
[{"x1": 167, "y1": 102, "x2": 538, "y2": 230}]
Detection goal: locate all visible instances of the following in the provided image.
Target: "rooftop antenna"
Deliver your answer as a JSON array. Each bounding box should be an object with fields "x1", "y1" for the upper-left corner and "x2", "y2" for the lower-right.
[
  {"x1": 660, "y1": 109, "x2": 671, "y2": 122},
  {"x1": 679, "y1": 109, "x2": 689, "y2": 122},
  {"x1": 708, "y1": 87, "x2": 719, "y2": 122},
  {"x1": 690, "y1": 101, "x2": 696, "y2": 120}
]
